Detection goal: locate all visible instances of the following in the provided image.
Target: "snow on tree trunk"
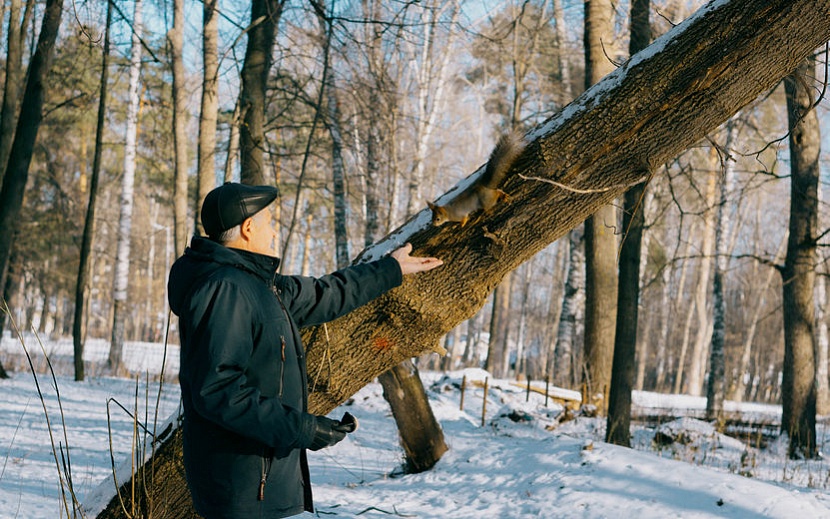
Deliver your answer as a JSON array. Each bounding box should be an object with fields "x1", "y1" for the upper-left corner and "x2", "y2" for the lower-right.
[
  {"x1": 93, "y1": 2, "x2": 830, "y2": 515},
  {"x1": 107, "y1": 0, "x2": 143, "y2": 374}
]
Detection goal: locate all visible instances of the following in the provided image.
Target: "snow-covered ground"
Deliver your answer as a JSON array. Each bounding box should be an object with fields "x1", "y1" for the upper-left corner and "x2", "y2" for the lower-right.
[{"x1": 1, "y1": 359, "x2": 829, "y2": 518}]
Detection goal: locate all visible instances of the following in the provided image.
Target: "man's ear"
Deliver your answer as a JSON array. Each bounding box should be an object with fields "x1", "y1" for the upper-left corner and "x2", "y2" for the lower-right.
[{"x1": 239, "y1": 216, "x2": 255, "y2": 241}]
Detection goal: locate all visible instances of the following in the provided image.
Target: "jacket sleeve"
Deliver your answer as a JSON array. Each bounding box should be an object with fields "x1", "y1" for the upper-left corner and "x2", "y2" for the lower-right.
[
  {"x1": 182, "y1": 278, "x2": 316, "y2": 455},
  {"x1": 278, "y1": 255, "x2": 403, "y2": 328}
]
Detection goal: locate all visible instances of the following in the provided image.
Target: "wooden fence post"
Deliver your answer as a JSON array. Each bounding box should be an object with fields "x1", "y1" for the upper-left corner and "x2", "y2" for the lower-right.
[
  {"x1": 481, "y1": 377, "x2": 489, "y2": 427},
  {"x1": 460, "y1": 374, "x2": 466, "y2": 411}
]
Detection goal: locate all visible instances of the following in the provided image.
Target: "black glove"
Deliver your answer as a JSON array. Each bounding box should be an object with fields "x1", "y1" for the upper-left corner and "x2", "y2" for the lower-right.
[{"x1": 309, "y1": 413, "x2": 357, "y2": 451}]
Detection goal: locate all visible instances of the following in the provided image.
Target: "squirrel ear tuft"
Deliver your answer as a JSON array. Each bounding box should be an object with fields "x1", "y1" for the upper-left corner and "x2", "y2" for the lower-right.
[{"x1": 427, "y1": 201, "x2": 437, "y2": 210}]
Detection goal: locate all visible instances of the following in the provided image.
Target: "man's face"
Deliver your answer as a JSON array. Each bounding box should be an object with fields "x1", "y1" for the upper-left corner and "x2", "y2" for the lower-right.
[{"x1": 248, "y1": 205, "x2": 279, "y2": 257}]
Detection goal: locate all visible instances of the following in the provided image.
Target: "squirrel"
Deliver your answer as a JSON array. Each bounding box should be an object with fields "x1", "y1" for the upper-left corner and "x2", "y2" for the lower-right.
[{"x1": 427, "y1": 131, "x2": 525, "y2": 227}]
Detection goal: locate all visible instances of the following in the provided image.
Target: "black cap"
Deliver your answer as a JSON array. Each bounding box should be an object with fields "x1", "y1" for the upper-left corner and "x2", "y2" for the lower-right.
[{"x1": 201, "y1": 182, "x2": 279, "y2": 237}]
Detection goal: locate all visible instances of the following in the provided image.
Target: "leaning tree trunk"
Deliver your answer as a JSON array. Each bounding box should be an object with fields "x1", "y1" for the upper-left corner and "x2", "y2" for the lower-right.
[
  {"x1": 93, "y1": 2, "x2": 830, "y2": 516},
  {"x1": 781, "y1": 56, "x2": 820, "y2": 460}
]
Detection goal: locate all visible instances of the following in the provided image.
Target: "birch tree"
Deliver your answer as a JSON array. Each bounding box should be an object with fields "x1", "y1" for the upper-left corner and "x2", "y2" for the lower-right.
[
  {"x1": 107, "y1": 0, "x2": 144, "y2": 373},
  {"x1": 552, "y1": 227, "x2": 584, "y2": 387},
  {"x1": 706, "y1": 118, "x2": 739, "y2": 420}
]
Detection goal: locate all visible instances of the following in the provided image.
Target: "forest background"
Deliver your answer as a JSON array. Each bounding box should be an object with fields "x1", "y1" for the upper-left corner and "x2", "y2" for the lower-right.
[{"x1": 0, "y1": 0, "x2": 828, "y2": 460}]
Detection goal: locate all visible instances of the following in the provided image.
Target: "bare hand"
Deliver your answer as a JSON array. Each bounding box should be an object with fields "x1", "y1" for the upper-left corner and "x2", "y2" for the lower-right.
[{"x1": 391, "y1": 243, "x2": 443, "y2": 276}]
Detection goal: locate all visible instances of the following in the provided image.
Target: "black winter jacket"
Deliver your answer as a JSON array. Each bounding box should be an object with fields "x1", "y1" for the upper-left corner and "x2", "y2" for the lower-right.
[{"x1": 167, "y1": 237, "x2": 402, "y2": 518}]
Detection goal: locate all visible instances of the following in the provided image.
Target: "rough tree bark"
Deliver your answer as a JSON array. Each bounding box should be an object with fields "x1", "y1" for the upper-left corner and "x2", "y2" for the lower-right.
[
  {"x1": 94, "y1": 1, "x2": 830, "y2": 516},
  {"x1": 196, "y1": 0, "x2": 219, "y2": 237},
  {"x1": 781, "y1": 56, "x2": 820, "y2": 460},
  {"x1": 239, "y1": 0, "x2": 285, "y2": 185},
  {"x1": 606, "y1": 0, "x2": 650, "y2": 447},
  {"x1": 170, "y1": 0, "x2": 189, "y2": 254},
  {"x1": 582, "y1": 0, "x2": 619, "y2": 414}
]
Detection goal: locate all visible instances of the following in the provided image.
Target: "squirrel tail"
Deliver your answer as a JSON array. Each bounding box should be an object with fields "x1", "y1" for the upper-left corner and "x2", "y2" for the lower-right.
[{"x1": 481, "y1": 131, "x2": 526, "y2": 189}]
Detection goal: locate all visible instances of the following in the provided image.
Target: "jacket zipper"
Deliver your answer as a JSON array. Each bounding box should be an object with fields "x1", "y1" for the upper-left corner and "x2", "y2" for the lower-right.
[
  {"x1": 278, "y1": 335, "x2": 286, "y2": 397},
  {"x1": 271, "y1": 283, "x2": 290, "y2": 400},
  {"x1": 258, "y1": 455, "x2": 271, "y2": 501}
]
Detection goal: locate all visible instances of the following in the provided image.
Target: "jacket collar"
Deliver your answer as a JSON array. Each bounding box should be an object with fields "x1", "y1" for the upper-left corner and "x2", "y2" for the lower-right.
[{"x1": 188, "y1": 236, "x2": 281, "y2": 281}]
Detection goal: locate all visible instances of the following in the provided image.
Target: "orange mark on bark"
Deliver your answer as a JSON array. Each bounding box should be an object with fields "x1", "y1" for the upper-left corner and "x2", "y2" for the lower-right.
[{"x1": 373, "y1": 337, "x2": 393, "y2": 352}]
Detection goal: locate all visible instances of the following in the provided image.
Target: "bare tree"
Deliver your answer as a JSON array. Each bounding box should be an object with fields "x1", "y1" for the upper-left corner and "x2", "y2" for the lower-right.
[
  {"x1": 686, "y1": 164, "x2": 717, "y2": 395},
  {"x1": 0, "y1": 0, "x2": 65, "y2": 351},
  {"x1": 107, "y1": 0, "x2": 144, "y2": 374},
  {"x1": 552, "y1": 227, "x2": 584, "y2": 387},
  {"x1": 73, "y1": 1, "x2": 113, "y2": 382},
  {"x1": 196, "y1": 0, "x2": 219, "y2": 237},
  {"x1": 583, "y1": 0, "x2": 619, "y2": 413},
  {"x1": 781, "y1": 56, "x2": 820, "y2": 459},
  {"x1": 0, "y1": 0, "x2": 25, "y2": 185},
  {"x1": 732, "y1": 236, "x2": 786, "y2": 401},
  {"x1": 606, "y1": 0, "x2": 650, "y2": 446},
  {"x1": 239, "y1": 0, "x2": 286, "y2": 185},
  {"x1": 706, "y1": 118, "x2": 739, "y2": 420},
  {"x1": 170, "y1": 0, "x2": 189, "y2": 254}
]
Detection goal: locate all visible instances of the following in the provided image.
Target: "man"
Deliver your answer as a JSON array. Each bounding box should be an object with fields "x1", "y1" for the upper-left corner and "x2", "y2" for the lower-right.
[{"x1": 167, "y1": 182, "x2": 442, "y2": 518}]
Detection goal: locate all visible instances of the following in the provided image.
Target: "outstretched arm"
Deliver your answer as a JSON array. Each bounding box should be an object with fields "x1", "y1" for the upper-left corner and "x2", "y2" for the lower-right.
[{"x1": 391, "y1": 243, "x2": 443, "y2": 275}]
